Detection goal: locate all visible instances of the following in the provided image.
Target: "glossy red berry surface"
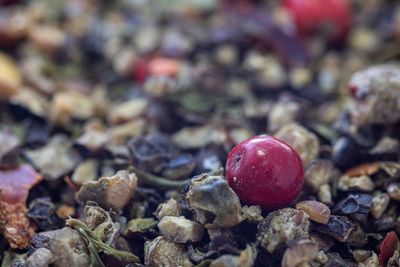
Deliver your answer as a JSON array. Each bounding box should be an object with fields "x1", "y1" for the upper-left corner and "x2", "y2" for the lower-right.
[
  {"x1": 226, "y1": 135, "x2": 304, "y2": 210},
  {"x1": 283, "y1": 0, "x2": 351, "y2": 39}
]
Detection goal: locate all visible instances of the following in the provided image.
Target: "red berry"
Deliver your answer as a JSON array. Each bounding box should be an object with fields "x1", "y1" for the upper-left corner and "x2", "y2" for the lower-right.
[
  {"x1": 225, "y1": 135, "x2": 304, "y2": 210},
  {"x1": 283, "y1": 0, "x2": 351, "y2": 40},
  {"x1": 379, "y1": 231, "x2": 398, "y2": 266}
]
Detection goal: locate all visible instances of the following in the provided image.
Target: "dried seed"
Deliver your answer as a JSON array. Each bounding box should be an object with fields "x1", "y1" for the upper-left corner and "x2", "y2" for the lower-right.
[
  {"x1": 274, "y1": 123, "x2": 320, "y2": 166},
  {"x1": 108, "y1": 98, "x2": 148, "y2": 124},
  {"x1": 345, "y1": 162, "x2": 380, "y2": 177},
  {"x1": 209, "y1": 245, "x2": 256, "y2": 267},
  {"x1": 281, "y1": 239, "x2": 319, "y2": 267},
  {"x1": 371, "y1": 193, "x2": 390, "y2": 219},
  {"x1": 0, "y1": 52, "x2": 22, "y2": 99},
  {"x1": 334, "y1": 194, "x2": 372, "y2": 215},
  {"x1": 185, "y1": 174, "x2": 242, "y2": 229},
  {"x1": 24, "y1": 135, "x2": 80, "y2": 181},
  {"x1": 338, "y1": 175, "x2": 374, "y2": 192},
  {"x1": 304, "y1": 160, "x2": 333, "y2": 192},
  {"x1": 25, "y1": 248, "x2": 53, "y2": 267},
  {"x1": 318, "y1": 184, "x2": 332, "y2": 204},
  {"x1": 296, "y1": 200, "x2": 331, "y2": 224},
  {"x1": 155, "y1": 198, "x2": 181, "y2": 219},
  {"x1": 314, "y1": 215, "x2": 356, "y2": 242},
  {"x1": 76, "y1": 170, "x2": 137, "y2": 211},
  {"x1": 158, "y1": 216, "x2": 204, "y2": 243},
  {"x1": 0, "y1": 130, "x2": 20, "y2": 170},
  {"x1": 144, "y1": 236, "x2": 193, "y2": 267},
  {"x1": 27, "y1": 197, "x2": 62, "y2": 231},
  {"x1": 257, "y1": 208, "x2": 310, "y2": 253}
]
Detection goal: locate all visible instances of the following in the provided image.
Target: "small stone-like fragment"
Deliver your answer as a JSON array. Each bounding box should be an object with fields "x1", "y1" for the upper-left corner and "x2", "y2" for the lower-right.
[
  {"x1": 241, "y1": 205, "x2": 264, "y2": 223},
  {"x1": 0, "y1": 52, "x2": 22, "y2": 99},
  {"x1": 371, "y1": 193, "x2": 390, "y2": 219},
  {"x1": 155, "y1": 198, "x2": 181, "y2": 219},
  {"x1": 349, "y1": 64, "x2": 400, "y2": 125},
  {"x1": 275, "y1": 123, "x2": 320, "y2": 166},
  {"x1": 25, "y1": 248, "x2": 53, "y2": 267},
  {"x1": 71, "y1": 160, "x2": 98, "y2": 186},
  {"x1": 31, "y1": 227, "x2": 90, "y2": 267},
  {"x1": 357, "y1": 252, "x2": 379, "y2": 267},
  {"x1": 209, "y1": 245, "x2": 257, "y2": 267},
  {"x1": 387, "y1": 183, "x2": 400, "y2": 201},
  {"x1": 108, "y1": 98, "x2": 148, "y2": 124},
  {"x1": 257, "y1": 208, "x2": 310, "y2": 253},
  {"x1": 304, "y1": 160, "x2": 332, "y2": 192},
  {"x1": 144, "y1": 236, "x2": 193, "y2": 267},
  {"x1": 335, "y1": 194, "x2": 372, "y2": 215},
  {"x1": 0, "y1": 130, "x2": 20, "y2": 169},
  {"x1": 281, "y1": 239, "x2": 319, "y2": 267},
  {"x1": 24, "y1": 135, "x2": 80, "y2": 180},
  {"x1": 314, "y1": 215, "x2": 356, "y2": 242},
  {"x1": 318, "y1": 184, "x2": 332, "y2": 204},
  {"x1": 27, "y1": 197, "x2": 62, "y2": 231},
  {"x1": 338, "y1": 175, "x2": 374, "y2": 192},
  {"x1": 296, "y1": 200, "x2": 330, "y2": 224},
  {"x1": 76, "y1": 170, "x2": 137, "y2": 211},
  {"x1": 185, "y1": 174, "x2": 242, "y2": 229},
  {"x1": 158, "y1": 216, "x2": 204, "y2": 243}
]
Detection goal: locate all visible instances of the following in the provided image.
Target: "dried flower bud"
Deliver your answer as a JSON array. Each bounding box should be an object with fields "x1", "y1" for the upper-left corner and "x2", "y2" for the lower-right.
[
  {"x1": 209, "y1": 245, "x2": 257, "y2": 267},
  {"x1": 275, "y1": 123, "x2": 320, "y2": 166},
  {"x1": 158, "y1": 216, "x2": 204, "y2": 243},
  {"x1": 334, "y1": 194, "x2": 372, "y2": 215},
  {"x1": 281, "y1": 239, "x2": 319, "y2": 267},
  {"x1": 76, "y1": 170, "x2": 137, "y2": 211},
  {"x1": 314, "y1": 215, "x2": 356, "y2": 242},
  {"x1": 349, "y1": 64, "x2": 400, "y2": 125},
  {"x1": 257, "y1": 208, "x2": 310, "y2": 253},
  {"x1": 338, "y1": 175, "x2": 374, "y2": 192},
  {"x1": 296, "y1": 200, "x2": 331, "y2": 224},
  {"x1": 31, "y1": 227, "x2": 91, "y2": 267},
  {"x1": 144, "y1": 236, "x2": 193, "y2": 267},
  {"x1": 371, "y1": 193, "x2": 390, "y2": 219},
  {"x1": 304, "y1": 160, "x2": 333, "y2": 192},
  {"x1": 24, "y1": 135, "x2": 80, "y2": 181},
  {"x1": 387, "y1": 183, "x2": 400, "y2": 201},
  {"x1": 0, "y1": 52, "x2": 22, "y2": 99},
  {"x1": 185, "y1": 174, "x2": 242, "y2": 229},
  {"x1": 155, "y1": 198, "x2": 181, "y2": 219}
]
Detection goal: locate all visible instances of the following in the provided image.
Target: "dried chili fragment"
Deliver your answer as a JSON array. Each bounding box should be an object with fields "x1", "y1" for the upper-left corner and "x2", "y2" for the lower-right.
[
  {"x1": 379, "y1": 231, "x2": 398, "y2": 266},
  {"x1": 0, "y1": 164, "x2": 43, "y2": 248}
]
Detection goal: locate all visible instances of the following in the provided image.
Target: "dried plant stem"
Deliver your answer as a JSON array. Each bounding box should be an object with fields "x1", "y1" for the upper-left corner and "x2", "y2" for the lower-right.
[{"x1": 66, "y1": 218, "x2": 140, "y2": 265}]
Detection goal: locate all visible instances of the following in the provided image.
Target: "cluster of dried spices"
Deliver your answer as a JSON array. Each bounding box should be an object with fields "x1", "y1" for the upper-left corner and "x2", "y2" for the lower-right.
[{"x1": 1, "y1": 0, "x2": 400, "y2": 266}]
